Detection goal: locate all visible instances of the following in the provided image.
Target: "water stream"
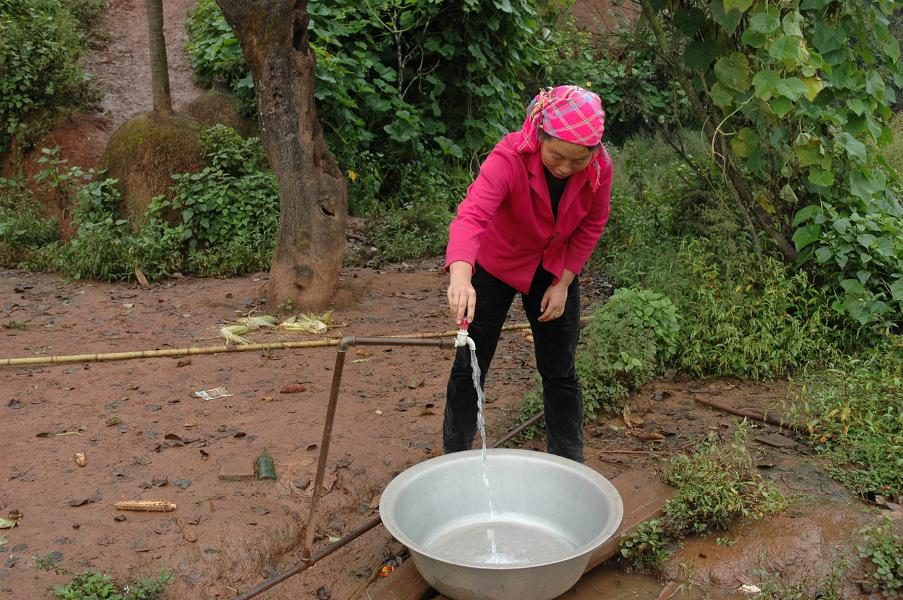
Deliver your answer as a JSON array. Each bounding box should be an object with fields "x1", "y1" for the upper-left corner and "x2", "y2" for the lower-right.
[{"x1": 469, "y1": 347, "x2": 499, "y2": 563}]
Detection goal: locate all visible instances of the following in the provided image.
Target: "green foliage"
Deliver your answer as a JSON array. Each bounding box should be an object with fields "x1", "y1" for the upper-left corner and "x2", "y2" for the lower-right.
[
  {"x1": 619, "y1": 424, "x2": 787, "y2": 570},
  {"x1": 791, "y1": 343, "x2": 903, "y2": 496},
  {"x1": 645, "y1": 0, "x2": 903, "y2": 330},
  {"x1": 883, "y1": 112, "x2": 903, "y2": 176},
  {"x1": 60, "y1": 217, "x2": 134, "y2": 282},
  {"x1": 859, "y1": 518, "x2": 903, "y2": 597},
  {"x1": 675, "y1": 243, "x2": 849, "y2": 378},
  {"x1": 619, "y1": 519, "x2": 669, "y2": 570},
  {"x1": 52, "y1": 571, "x2": 121, "y2": 600},
  {"x1": 577, "y1": 287, "x2": 679, "y2": 415},
  {"x1": 48, "y1": 569, "x2": 173, "y2": 600},
  {"x1": 546, "y1": 22, "x2": 691, "y2": 143},
  {"x1": 0, "y1": 177, "x2": 59, "y2": 267},
  {"x1": 596, "y1": 134, "x2": 857, "y2": 379},
  {"x1": 36, "y1": 125, "x2": 276, "y2": 281},
  {"x1": 663, "y1": 423, "x2": 788, "y2": 537},
  {"x1": 186, "y1": 0, "x2": 555, "y2": 219},
  {"x1": 156, "y1": 124, "x2": 278, "y2": 275},
  {"x1": 369, "y1": 202, "x2": 453, "y2": 264},
  {"x1": 0, "y1": 0, "x2": 99, "y2": 154},
  {"x1": 799, "y1": 198, "x2": 902, "y2": 329},
  {"x1": 185, "y1": 0, "x2": 253, "y2": 115}
]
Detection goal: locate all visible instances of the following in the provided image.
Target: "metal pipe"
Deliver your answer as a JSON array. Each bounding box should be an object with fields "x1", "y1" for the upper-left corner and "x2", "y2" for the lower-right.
[
  {"x1": 301, "y1": 336, "x2": 455, "y2": 561},
  {"x1": 491, "y1": 410, "x2": 545, "y2": 449},
  {"x1": 234, "y1": 515, "x2": 382, "y2": 600}
]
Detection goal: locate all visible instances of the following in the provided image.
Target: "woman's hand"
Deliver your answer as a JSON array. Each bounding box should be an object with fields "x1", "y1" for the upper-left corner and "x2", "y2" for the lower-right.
[
  {"x1": 447, "y1": 261, "x2": 476, "y2": 325},
  {"x1": 538, "y1": 281, "x2": 568, "y2": 322}
]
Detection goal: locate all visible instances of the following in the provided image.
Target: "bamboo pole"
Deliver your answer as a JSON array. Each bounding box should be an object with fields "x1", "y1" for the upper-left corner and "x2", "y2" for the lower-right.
[{"x1": 1, "y1": 319, "x2": 582, "y2": 368}]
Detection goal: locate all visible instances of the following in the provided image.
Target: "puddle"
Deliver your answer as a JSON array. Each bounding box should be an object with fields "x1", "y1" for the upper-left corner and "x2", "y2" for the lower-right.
[{"x1": 560, "y1": 566, "x2": 749, "y2": 599}]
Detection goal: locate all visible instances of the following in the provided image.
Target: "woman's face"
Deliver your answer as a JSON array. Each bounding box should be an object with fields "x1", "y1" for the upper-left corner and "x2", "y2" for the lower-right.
[{"x1": 540, "y1": 135, "x2": 594, "y2": 180}]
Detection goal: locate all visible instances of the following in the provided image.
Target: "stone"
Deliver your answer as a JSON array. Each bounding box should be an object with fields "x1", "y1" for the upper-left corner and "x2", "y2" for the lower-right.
[{"x1": 218, "y1": 458, "x2": 254, "y2": 481}]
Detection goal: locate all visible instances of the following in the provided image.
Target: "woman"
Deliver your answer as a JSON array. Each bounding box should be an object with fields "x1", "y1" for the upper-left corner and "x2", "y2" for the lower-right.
[{"x1": 444, "y1": 85, "x2": 612, "y2": 463}]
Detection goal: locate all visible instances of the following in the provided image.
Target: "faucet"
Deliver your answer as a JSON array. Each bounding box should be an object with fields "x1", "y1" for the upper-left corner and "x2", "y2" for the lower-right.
[{"x1": 454, "y1": 319, "x2": 476, "y2": 350}]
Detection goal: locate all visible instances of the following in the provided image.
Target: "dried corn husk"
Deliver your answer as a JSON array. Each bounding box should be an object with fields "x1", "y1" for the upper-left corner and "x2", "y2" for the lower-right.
[
  {"x1": 237, "y1": 315, "x2": 277, "y2": 328},
  {"x1": 219, "y1": 315, "x2": 278, "y2": 345},
  {"x1": 114, "y1": 500, "x2": 176, "y2": 512},
  {"x1": 280, "y1": 310, "x2": 334, "y2": 334},
  {"x1": 220, "y1": 325, "x2": 251, "y2": 345}
]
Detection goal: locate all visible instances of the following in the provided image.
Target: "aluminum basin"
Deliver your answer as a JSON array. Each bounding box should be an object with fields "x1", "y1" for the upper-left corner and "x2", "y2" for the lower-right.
[{"x1": 379, "y1": 449, "x2": 623, "y2": 600}]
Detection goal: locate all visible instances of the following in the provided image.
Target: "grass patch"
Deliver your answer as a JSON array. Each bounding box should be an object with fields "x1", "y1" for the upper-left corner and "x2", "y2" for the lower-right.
[
  {"x1": 791, "y1": 342, "x2": 903, "y2": 497},
  {"x1": 619, "y1": 423, "x2": 788, "y2": 570},
  {"x1": 35, "y1": 554, "x2": 173, "y2": 600}
]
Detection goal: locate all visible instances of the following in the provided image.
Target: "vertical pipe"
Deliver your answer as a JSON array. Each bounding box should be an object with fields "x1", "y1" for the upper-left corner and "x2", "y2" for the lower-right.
[{"x1": 301, "y1": 342, "x2": 349, "y2": 560}]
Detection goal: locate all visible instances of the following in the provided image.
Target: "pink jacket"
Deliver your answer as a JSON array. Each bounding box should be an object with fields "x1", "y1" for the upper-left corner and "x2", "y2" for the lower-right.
[{"x1": 445, "y1": 132, "x2": 612, "y2": 293}]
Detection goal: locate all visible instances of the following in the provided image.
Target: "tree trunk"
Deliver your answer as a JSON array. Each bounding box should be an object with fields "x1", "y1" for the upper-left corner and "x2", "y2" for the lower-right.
[
  {"x1": 216, "y1": 0, "x2": 347, "y2": 311},
  {"x1": 145, "y1": 0, "x2": 173, "y2": 114}
]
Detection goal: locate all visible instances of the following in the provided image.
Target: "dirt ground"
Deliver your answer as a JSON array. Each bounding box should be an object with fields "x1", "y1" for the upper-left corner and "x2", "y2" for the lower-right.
[{"x1": 0, "y1": 261, "x2": 890, "y2": 600}]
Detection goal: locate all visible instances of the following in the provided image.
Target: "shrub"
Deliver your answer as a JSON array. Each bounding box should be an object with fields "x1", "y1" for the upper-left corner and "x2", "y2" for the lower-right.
[
  {"x1": 60, "y1": 217, "x2": 134, "y2": 281},
  {"x1": 0, "y1": 177, "x2": 59, "y2": 267},
  {"x1": 675, "y1": 243, "x2": 850, "y2": 379},
  {"x1": 576, "y1": 287, "x2": 679, "y2": 416},
  {"x1": 0, "y1": 0, "x2": 99, "y2": 154}
]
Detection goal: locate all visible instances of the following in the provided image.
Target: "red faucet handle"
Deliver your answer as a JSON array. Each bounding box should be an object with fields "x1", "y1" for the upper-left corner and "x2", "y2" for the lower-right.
[{"x1": 460, "y1": 318, "x2": 469, "y2": 331}]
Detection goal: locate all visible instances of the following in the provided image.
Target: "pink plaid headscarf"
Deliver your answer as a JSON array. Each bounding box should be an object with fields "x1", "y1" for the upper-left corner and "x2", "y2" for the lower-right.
[{"x1": 517, "y1": 85, "x2": 607, "y2": 191}]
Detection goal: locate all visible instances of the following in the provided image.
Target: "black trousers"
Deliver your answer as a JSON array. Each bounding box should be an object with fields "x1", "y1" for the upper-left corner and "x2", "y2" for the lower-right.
[{"x1": 443, "y1": 262, "x2": 584, "y2": 462}]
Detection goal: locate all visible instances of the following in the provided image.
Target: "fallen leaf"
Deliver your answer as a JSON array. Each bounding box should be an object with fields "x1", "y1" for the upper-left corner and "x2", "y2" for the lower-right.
[
  {"x1": 122, "y1": 303, "x2": 134, "y2": 309},
  {"x1": 627, "y1": 430, "x2": 666, "y2": 442},
  {"x1": 352, "y1": 357, "x2": 373, "y2": 364},
  {"x1": 134, "y1": 266, "x2": 149, "y2": 287},
  {"x1": 407, "y1": 379, "x2": 424, "y2": 389},
  {"x1": 419, "y1": 408, "x2": 435, "y2": 416},
  {"x1": 184, "y1": 422, "x2": 198, "y2": 428},
  {"x1": 375, "y1": 409, "x2": 383, "y2": 415},
  {"x1": 369, "y1": 494, "x2": 381, "y2": 509},
  {"x1": 0, "y1": 518, "x2": 17, "y2": 529},
  {"x1": 261, "y1": 396, "x2": 275, "y2": 402},
  {"x1": 355, "y1": 350, "x2": 372, "y2": 357},
  {"x1": 306, "y1": 443, "x2": 318, "y2": 451},
  {"x1": 280, "y1": 383, "x2": 306, "y2": 394},
  {"x1": 176, "y1": 359, "x2": 192, "y2": 367},
  {"x1": 106, "y1": 417, "x2": 123, "y2": 427},
  {"x1": 0, "y1": 534, "x2": 8, "y2": 545}
]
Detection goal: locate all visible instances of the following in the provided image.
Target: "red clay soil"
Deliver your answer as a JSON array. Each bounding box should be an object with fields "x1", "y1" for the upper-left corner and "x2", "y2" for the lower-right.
[{"x1": 0, "y1": 259, "x2": 881, "y2": 599}]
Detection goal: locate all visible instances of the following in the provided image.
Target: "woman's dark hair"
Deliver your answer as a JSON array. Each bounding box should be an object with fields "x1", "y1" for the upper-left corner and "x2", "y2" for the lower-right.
[{"x1": 539, "y1": 129, "x2": 600, "y2": 151}]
